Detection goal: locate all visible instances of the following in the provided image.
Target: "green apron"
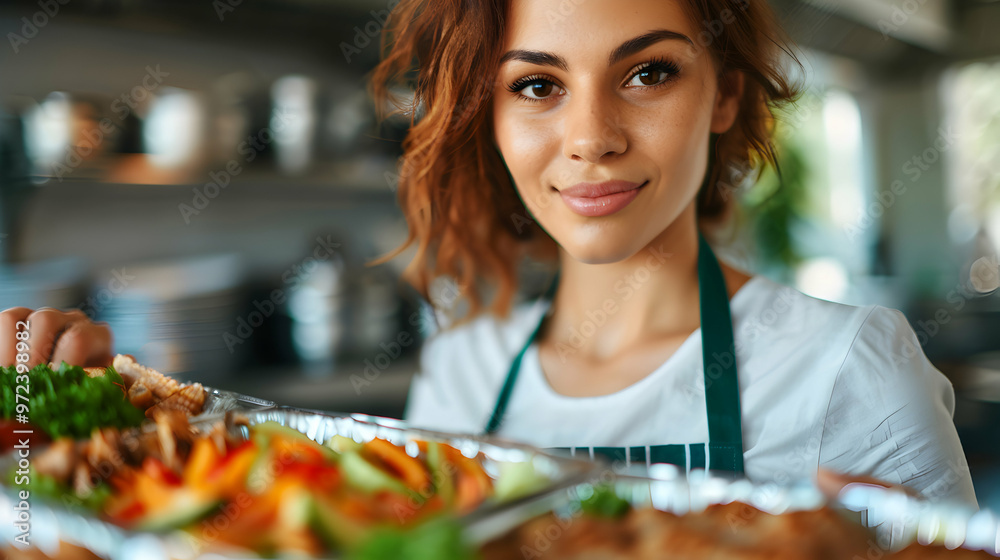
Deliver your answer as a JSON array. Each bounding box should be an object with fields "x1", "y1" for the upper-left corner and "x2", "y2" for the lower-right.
[{"x1": 483, "y1": 233, "x2": 745, "y2": 475}]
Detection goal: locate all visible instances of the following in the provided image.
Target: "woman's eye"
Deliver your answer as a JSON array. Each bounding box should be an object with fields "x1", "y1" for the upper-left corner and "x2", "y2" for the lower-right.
[
  {"x1": 519, "y1": 81, "x2": 561, "y2": 100},
  {"x1": 627, "y1": 68, "x2": 670, "y2": 87}
]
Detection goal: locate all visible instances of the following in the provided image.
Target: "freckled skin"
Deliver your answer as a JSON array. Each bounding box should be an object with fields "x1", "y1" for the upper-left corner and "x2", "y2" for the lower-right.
[{"x1": 492, "y1": 0, "x2": 741, "y2": 264}]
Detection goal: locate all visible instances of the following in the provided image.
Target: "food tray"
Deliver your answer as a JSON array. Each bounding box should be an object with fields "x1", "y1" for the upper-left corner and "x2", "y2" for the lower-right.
[
  {"x1": 836, "y1": 476, "x2": 999, "y2": 555},
  {"x1": 197, "y1": 386, "x2": 276, "y2": 417},
  {"x1": 0, "y1": 408, "x2": 596, "y2": 560},
  {"x1": 468, "y1": 463, "x2": 1000, "y2": 556}
]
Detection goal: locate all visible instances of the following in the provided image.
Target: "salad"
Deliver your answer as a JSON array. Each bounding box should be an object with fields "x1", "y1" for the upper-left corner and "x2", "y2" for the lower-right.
[
  {"x1": 1, "y1": 355, "x2": 208, "y2": 452},
  {"x1": 13, "y1": 411, "x2": 542, "y2": 558},
  {"x1": 1, "y1": 362, "x2": 143, "y2": 449}
]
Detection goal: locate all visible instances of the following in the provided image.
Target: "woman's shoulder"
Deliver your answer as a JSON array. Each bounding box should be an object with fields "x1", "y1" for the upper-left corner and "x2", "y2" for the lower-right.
[
  {"x1": 735, "y1": 278, "x2": 974, "y2": 505},
  {"x1": 731, "y1": 276, "x2": 942, "y2": 396},
  {"x1": 732, "y1": 275, "x2": 913, "y2": 355},
  {"x1": 735, "y1": 276, "x2": 959, "y2": 434}
]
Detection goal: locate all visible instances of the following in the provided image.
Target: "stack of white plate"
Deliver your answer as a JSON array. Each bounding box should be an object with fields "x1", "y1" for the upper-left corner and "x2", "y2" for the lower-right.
[
  {"x1": 94, "y1": 253, "x2": 244, "y2": 384},
  {"x1": 0, "y1": 257, "x2": 86, "y2": 312}
]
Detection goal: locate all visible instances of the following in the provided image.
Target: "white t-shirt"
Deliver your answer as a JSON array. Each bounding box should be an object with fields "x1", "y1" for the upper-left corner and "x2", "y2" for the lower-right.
[{"x1": 405, "y1": 275, "x2": 978, "y2": 507}]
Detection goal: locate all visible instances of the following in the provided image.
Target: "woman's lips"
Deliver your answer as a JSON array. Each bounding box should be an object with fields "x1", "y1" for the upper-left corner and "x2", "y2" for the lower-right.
[{"x1": 558, "y1": 180, "x2": 647, "y2": 217}]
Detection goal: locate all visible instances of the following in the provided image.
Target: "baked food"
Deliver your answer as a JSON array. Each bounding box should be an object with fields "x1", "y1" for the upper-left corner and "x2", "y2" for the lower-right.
[
  {"x1": 482, "y1": 501, "x2": 872, "y2": 559},
  {"x1": 481, "y1": 501, "x2": 995, "y2": 559}
]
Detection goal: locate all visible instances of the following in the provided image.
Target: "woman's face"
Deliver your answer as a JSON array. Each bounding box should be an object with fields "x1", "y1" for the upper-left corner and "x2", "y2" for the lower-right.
[{"x1": 492, "y1": 0, "x2": 742, "y2": 263}]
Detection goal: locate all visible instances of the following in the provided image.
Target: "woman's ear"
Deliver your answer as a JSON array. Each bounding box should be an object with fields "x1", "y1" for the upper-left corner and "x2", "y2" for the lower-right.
[{"x1": 710, "y1": 70, "x2": 745, "y2": 134}]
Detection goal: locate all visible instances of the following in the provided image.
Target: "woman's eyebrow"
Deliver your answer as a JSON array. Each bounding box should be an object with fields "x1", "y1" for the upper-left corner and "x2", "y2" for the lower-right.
[
  {"x1": 499, "y1": 29, "x2": 693, "y2": 71},
  {"x1": 500, "y1": 50, "x2": 568, "y2": 71},
  {"x1": 609, "y1": 29, "x2": 693, "y2": 65}
]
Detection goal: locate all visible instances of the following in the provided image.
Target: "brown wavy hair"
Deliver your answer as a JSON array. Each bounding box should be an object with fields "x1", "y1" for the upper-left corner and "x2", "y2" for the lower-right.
[{"x1": 370, "y1": 0, "x2": 800, "y2": 324}]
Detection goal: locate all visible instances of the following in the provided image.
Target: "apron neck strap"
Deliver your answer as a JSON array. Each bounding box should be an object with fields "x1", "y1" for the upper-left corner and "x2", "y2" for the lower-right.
[
  {"x1": 483, "y1": 272, "x2": 559, "y2": 434},
  {"x1": 485, "y1": 233, "x2": 744, "y2": 474},
  {"x1": 697, "y1": 233, "x2": 745, "y2": 472}
]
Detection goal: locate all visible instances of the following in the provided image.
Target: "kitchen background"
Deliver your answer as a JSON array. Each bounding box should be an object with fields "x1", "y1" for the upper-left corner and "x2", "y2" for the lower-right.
[{"x1": 2, "y1": 0, "x2": 999, "y2": 509}]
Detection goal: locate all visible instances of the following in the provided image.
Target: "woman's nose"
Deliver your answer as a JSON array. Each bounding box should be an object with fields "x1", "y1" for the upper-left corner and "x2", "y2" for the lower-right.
[{"x1": 561, "y1": 90, "x2": 628, "y2": 163}]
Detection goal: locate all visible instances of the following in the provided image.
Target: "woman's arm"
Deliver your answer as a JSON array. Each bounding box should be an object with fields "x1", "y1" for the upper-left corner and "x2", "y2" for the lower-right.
[{"x1": 817, "y1": 306, "x2": 978, "y2": 507}]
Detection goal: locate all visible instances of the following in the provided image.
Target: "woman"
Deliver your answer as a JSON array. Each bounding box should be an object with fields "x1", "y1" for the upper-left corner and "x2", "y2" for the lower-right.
[
  {"x1": 0, "y1": 0, "x2": 977, "y2": 505},
  {"x1": 371, "y1": 0, "x2": 978, "y2": 505}
]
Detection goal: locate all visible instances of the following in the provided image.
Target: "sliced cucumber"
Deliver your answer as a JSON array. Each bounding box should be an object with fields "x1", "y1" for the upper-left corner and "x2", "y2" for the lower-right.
[
  {"x1": 324, "y1": 434, "x2": 361, "y2": 454},
  {"x1": 278, "y1": 485, "x2": 313, "y2": 531},
  {"x1": 245, "y1": 440, "x2": 275, "y2": 495},
  {"x1": 426, "y1": 442, "x2": 455, "y2": 506},
  {"x1": 309, "y1": 494, "x2": 368, "y2": 550},
  {"x1": 134, "y1": 491, "x2": 222, "y2": 533},
  {"x1": 251, "y1": 421, "x2": 316, "y2": 444},
  {"x1": 250, "y1": 421, "x2": 339, "y2": 461},
  {"x1": 494, "y1": 460, "x2": 548, "y2": 502},
  {"x1": 340, "y1": 451, "x2": 409, "y2": 495}
]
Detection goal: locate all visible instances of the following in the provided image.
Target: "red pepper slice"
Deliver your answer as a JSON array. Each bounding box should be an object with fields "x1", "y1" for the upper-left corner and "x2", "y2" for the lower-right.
[
  {"x1": 362, "y1": 438, "x2": 431, "y2": 493},
  {"x1": 142, "y1": 457, "x2": 181, "y2": 486}
]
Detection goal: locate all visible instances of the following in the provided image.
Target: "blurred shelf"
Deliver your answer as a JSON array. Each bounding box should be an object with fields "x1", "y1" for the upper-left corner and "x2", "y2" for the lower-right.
[
  {"x1": 213, "y1": 356, "x2": 418, "y2": 420},
  {"x1": 28, "y1": 156, "x2": 403, "y2": 196}
]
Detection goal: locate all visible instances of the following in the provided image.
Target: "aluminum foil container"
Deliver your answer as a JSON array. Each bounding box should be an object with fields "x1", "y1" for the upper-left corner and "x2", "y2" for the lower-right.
[
  {"x1": 467, "y1": 463, "x2": 1000, "y2": 556},
  {"x1": 836, "y1": 477, "x2": 998, "y2": 555},
  {"x1": 1, "y1": 408, "x2": 595, "y2": 560},
  {"x1": 0, "y1": 386, "x2": 276, "y2": 559},
  {"x1": 198, "y1": 387, "x2": 276, "y2": 417}
]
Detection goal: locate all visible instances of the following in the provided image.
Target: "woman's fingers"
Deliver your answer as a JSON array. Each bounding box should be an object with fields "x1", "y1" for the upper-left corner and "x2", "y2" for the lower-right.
[
  {"x1": 816, "y1": 467, "x2": 921, "y2": 500},
  {"x1": 0, "y1": 307, "x2": 33, "y2": 366},
  {"x1": 24, "y1": 308, "x2": 86, "y2": 368},
  {"x1": 0, "y1": 307, "x2": 114, "y2": 368},
  {"x1": 50, "y1": 320, "x2": 114, "y2": 369}
]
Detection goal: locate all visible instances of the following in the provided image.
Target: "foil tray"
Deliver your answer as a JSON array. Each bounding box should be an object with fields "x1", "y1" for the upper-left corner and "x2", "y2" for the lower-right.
[
  {"x1": 465, "y1": 463, "x2": 1000, "y2": 556},
  {"x1": 198, "y1": 387, "x2": 276, "y2": 417},
  {"x1": 0, "y1": 407, "x2": 596, "y2": 560}
]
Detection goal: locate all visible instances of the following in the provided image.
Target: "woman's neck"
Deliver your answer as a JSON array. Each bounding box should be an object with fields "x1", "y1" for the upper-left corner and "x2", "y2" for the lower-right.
[{"x1": 541, "y1": 206, "x2": 745, "y2": 362}]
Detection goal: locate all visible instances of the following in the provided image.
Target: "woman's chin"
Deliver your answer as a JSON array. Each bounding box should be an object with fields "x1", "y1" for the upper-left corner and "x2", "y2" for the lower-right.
[{"x1": 557, "y1": 238, "x2": 647, "y2": 266}]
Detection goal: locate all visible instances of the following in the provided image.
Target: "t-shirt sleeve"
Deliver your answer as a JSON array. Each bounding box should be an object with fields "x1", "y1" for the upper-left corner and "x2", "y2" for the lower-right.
[{"x1": 818, "y1": 305, "x2": 978, "y2": 507}]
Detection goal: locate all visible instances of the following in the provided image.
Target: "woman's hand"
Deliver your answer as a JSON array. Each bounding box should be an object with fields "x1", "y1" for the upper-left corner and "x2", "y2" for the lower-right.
[
  {"x1": 816, "y1": 467, "x2": 921, "y2": 500},
  {"x1": 0, "y1": 307, "x2": 114, "y2": 368}
]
